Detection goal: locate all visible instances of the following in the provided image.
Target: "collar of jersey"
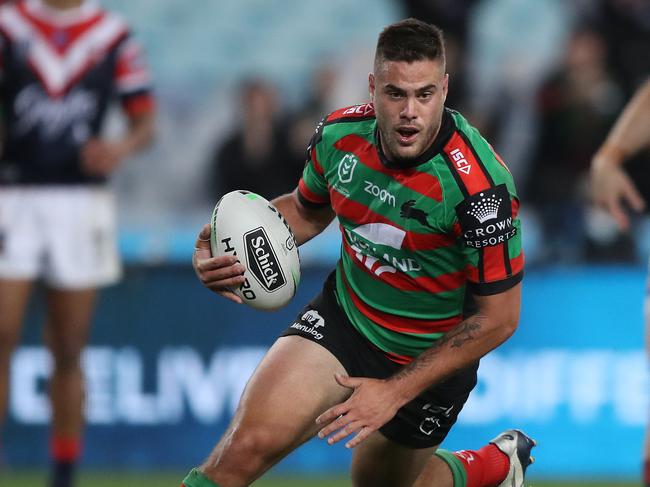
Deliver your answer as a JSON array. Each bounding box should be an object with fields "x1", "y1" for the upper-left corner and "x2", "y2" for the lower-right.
[
  {"x1": 374, "y1": 107, "x2": 454, "y2": 170},
  {"x1": 25, "y1": 0, "x2": 100, "y2": 27}
]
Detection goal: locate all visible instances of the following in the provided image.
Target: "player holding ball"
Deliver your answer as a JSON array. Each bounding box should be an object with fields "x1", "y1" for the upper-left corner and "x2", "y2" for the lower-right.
[{"x1": 189, "y1": 19, "x2": 535, "y2": 487}]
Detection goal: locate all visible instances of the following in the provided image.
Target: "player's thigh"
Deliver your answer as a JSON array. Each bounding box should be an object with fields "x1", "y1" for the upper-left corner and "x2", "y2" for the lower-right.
[
  {"x1": 44, "y1": 187, "x2": 121, "y2": 289},
  {"x1": 351, "y1": 430, "x2": 437, "y2": 487},
  {"x1": 0, "y1": 188, "x2": 45, "y2": 284},
  {"x1": 211, "y1": 336, "x2": 349, "y2": 461},
  {"x1": 44, "y1": 288, "x2": 96, "y2": 365},
  {"x1": 237, "y1": 335, "x2": 348, "y2": 440},
  {"x1": 0, "y1": 279, "x2": 33, "y2": 350}
]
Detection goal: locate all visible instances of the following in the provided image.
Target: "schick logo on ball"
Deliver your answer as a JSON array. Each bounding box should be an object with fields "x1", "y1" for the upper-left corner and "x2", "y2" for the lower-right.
[{"x1": 244, "y1": 227, "x2": 286, "y2": 292}]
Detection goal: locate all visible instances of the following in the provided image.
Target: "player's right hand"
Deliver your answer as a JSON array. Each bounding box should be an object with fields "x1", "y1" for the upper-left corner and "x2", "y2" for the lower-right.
[
  {"x1": 590, "y1": 156, "x2": 646, "y2": 231},
  {"x1": 193, "y1": 224, "x2": 245, "y2": 304}
]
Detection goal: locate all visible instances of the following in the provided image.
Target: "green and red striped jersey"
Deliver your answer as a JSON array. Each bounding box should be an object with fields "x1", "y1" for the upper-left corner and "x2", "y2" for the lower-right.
[{"x1": 298, "y1": 104, "x2": 523, "y2": 363}]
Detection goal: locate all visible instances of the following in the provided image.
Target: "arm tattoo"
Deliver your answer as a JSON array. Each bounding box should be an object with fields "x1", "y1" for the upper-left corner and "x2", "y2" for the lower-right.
[
  {"x1": 447, "y1": 320, "x2": 482, "y2": 348},
  {"x1": 391, "y1": 315, "x2": 485, "y2": 382}
]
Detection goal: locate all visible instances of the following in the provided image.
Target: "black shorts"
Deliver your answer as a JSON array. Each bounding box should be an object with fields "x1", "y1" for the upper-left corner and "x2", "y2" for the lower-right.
[{"x1": 280, "y1": 272, "x2": 478, "y2": 449}]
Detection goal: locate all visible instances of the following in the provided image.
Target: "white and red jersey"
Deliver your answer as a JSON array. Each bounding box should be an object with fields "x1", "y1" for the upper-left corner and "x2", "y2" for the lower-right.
[{"x1": 0, "y1": 0, "x2": 154, "y2": 184}]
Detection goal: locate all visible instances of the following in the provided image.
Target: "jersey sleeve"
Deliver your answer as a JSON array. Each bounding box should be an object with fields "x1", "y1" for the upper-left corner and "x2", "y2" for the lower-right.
[
  {"x1": 455, "y1": 183, "x2": 523, "y2": 295},
  {"x1": 113, "y1": 32, "x2": 155, "y2": 116},
  {"x1": 297, "y1": 116, "x2": 330, "y2": 209},
  {"x1": 443, "y1": 131, "x2": 524, "y2": 296}
]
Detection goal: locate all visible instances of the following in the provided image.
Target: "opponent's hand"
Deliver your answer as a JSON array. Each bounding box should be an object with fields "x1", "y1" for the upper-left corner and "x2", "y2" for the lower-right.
[
  {"x1": 591, "y1": 157, "x2": 645, "y2": 231},
  {"x1": 315, "y1": 374, "x2": 405, "y2": 449},
  {"x1": 193, "y1": 224, "x2": 246, "y2": 304},
  {"x1": 81, "y1": 138, "x2": 128, "y2": 177}
]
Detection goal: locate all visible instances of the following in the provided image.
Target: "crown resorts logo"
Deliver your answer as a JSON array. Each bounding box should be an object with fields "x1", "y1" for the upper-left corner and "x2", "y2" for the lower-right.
[{"x1": 467, "y1": 192, "x2": 502, "y2": 223}]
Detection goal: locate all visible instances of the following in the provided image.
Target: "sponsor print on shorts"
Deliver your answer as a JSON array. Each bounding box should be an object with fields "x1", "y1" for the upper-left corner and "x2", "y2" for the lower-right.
[
  {"x1": 291, "y1": 309, "x2": 326, "y2": 340},
  {"x1": 419, "y1": 403, "x2": 454, "y2": 436}
]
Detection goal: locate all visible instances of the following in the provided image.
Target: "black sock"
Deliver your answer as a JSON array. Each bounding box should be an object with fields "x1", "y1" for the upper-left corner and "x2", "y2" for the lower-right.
[{"x1": 50, "y1": 460, "x2": 75, "y2": 487}]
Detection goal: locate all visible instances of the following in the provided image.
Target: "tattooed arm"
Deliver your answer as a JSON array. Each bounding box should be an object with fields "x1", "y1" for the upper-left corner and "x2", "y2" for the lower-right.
[
  {"x1": 389, "y1": 282, "x2": 521, "y2": 401},
  {"x1": 315, "y1": 283, "x2": 521, "y2": 448}
]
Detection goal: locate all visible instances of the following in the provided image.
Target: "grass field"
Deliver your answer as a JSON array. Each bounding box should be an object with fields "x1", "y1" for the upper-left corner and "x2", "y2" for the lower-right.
[{"x1": 0, "y1": 472, "x2": 640, "y2": 487}]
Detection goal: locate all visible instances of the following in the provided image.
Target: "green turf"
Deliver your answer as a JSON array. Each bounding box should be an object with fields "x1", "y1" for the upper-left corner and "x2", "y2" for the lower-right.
[{"x1": 0, "y1": 472, "x2": 640, "y2": 487}]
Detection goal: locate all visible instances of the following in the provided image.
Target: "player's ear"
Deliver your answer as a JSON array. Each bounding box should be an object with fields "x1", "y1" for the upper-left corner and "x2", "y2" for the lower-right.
[
  {"x1": 442, "y1": 73, "x2": 449, "y2": 102},
  {"x1": 368, "y1": 73, "x2": 376, "y2": 102}
]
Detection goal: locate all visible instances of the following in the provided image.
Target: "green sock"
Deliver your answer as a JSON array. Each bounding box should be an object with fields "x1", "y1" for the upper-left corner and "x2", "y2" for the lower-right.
[
  {"x1": 435, "y1": 449, "x2": 467, "y2": 487},
  {"x1": 181, "y1": 468, "x2": 221, "y2": 487}
]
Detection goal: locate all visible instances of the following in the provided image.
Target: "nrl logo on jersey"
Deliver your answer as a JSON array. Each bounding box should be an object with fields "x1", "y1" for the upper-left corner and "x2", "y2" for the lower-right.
[{"x1": 337, "y1": 154, "x2": 358, "y2": 183}]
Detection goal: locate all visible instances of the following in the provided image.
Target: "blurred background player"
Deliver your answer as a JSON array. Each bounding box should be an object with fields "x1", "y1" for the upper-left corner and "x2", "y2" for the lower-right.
[
  {"x1": 0, "y1": 0, "x2": 154, "y2": 486},
  {"x1": 189, "y1": 18, "x2": 534, "y2": 487},
  {"x1": 590, "y1": 77, "x2": 650, "y2": 487}
]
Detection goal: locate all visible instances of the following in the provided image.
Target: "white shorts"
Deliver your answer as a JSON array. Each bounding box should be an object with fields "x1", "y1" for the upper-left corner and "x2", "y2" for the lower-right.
[{"x1": 0, "y1": 187, "x2": 121, "y2": 289}]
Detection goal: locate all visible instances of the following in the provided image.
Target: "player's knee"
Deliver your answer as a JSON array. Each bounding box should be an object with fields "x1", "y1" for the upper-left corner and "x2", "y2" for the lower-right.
[
  {"x1": 50, "y1": 345, "x2": 82, "y2": 372},
  {"x1": 204, "y1": 426, "x2": 284, "y2": 481},
  {"x1": 228, "y1": 426, "x2": 280, "y2": 463},
  {"x1": 0, "y1": 328, "x2": 21, "y2": 357}
]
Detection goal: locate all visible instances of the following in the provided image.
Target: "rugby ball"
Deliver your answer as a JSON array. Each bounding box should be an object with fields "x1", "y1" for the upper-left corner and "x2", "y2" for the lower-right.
[{"x1": 210, "y1": 190, "x2": 300, "y2": 311}]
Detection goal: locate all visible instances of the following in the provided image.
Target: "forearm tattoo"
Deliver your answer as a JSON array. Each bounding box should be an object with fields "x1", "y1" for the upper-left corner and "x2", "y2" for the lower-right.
[{"x1": 391, "y1": 315, "x2": 485, "y2": 382}]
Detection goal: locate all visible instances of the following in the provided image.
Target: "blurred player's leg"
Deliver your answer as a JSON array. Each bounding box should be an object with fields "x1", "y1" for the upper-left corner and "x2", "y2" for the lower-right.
[
  {"x1": 44, "y1": 288, "x2": 96, "y2": 487},
  {"x1": 0, "y1": 279, "x2": 33, "y2": 441},
  {"x1": 185, "y1": 336, "x2": 350, "y2": 487},
  {"x1": 351, "y1": 431, "x2": 440, "y2": 487}
]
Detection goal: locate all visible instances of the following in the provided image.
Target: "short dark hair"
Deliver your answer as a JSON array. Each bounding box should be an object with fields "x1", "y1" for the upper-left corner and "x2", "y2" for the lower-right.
[{"x1": 374, "y1": 18, "x2": 445, "y2": 70}]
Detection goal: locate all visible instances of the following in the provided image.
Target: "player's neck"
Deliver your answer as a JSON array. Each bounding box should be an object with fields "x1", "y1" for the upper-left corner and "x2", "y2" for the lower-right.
[{"x1": 42, "y1": 0, "x2": 85, "y2": 11}]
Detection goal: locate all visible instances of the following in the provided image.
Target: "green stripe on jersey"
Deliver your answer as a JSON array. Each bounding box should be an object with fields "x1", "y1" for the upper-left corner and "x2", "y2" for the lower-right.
[{"x1": 301, "y1": 106, "x2": 523, "y2": 359}]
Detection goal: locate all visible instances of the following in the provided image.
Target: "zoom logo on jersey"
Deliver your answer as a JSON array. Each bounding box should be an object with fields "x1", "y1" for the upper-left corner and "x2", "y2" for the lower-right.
[
  {"x1": 244, "y1": 227, "x2": 286, "y2": 292},
  {"x1": 364, "y1": 180, "x2": 395, "y2": 207},
  {"x1": 455, "y1": 184, "x2": 516, "y2": 248}
]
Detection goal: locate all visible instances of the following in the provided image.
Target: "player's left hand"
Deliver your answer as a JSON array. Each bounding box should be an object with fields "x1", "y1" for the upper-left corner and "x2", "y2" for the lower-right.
[
  {"x1": 81, "y1": 138, "x2": 128, "y2": 177},
  {"x1": 315, "y1": 373, "x2": 406, "y2": 448}
]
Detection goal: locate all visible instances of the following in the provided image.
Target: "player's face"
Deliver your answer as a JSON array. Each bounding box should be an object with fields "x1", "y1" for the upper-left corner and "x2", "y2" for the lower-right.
[{"x1": 370, "y1": 58, "x2": 448, "y2": 162}]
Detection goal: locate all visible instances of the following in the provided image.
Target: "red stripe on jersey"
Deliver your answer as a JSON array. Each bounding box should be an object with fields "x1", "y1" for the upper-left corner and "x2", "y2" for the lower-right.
[
  {"x1": 311, "y1": 147, "x2": 323, "y2": 175},
  {"x1": 482, "y1": 244, "x2": 508, "y2": 281},
  {"x1": 18, "y1": 2, "x2": 105, "y2": 55},
  {"x1": 114, "y1": 42, "x2": 148, "y2": 85},
  {"x1": 59, "y1": 33, "x2": 126, "y2": 98},
  {"x1": 444, "y1": 132, "x2": 491, "y2": 194},
  {"x1": 510, "y1": 252, "x2": 525, "y2": 275},
  {"x1": 335, "y1": 134, "x2": 443, "y2": 202},
  {"x1": 341, "y1": 274, "x2": 462, "y2": 335},
  {"x1": 466, "y1": 253, "x2": 524, "y2": 283},
  {"x1": 327, "y1": 103, "x2": 375, "y2": 122},
  {"x1": 299, "y1": 178, "x2": 329, "y2": 204},
  {"x1": 330, "y1": 190, "x2": 454, "y2": 251},
  {"x1": 341, "y1": 233, "x2": 464, "y2": 294},
  {"x1": 122, "y1": 93, "x2": 155, "y2": 116},
  {"x1": 512, "y1": 197, "x2": 519, "y2": 217},
  {"x1": 383, "y1": 351, "x2": 412, "y2": 365}
]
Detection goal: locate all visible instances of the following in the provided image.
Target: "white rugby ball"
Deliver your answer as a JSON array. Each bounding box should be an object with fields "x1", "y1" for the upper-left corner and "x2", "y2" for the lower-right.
[{"x1": 210, "y1": 190, "x2": 301, "y2": 311}]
